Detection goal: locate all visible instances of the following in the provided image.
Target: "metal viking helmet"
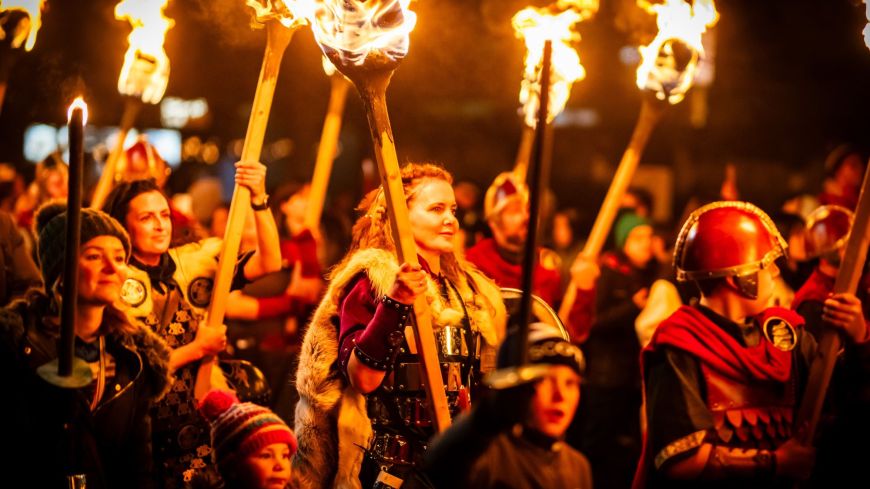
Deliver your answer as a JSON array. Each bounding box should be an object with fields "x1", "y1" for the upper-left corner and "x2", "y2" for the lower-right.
[
  {"x1": 484, "y1": 171, "x2": 528, "y2": 221},
  {"x1": 118, "y1": 136, "x2": 170, "y2": 186},
  {"x1": 803, "y1": 205, "x2": 853, "y2": 260},
  {"x1": 673, "y1": 201, "x2": 787, "y2": 299}
]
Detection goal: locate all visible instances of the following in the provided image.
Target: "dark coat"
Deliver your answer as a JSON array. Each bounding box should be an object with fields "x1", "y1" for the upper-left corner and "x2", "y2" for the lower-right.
[
  {"x1": 0, "y1": 210, "x2": 41, "y2": 305},
  {"x1": 0, "y1": 295, "x2": 172, "y2": 489}
]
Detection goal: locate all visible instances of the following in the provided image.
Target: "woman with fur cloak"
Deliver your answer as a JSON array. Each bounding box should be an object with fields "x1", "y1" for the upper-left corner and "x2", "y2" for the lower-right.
[{"x1": 294, "y1": 163, "x2": 506, "y2": 489}]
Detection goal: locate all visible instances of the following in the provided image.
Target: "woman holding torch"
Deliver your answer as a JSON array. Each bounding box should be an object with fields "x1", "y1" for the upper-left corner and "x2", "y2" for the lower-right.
[
  {"x1": 0, "y1": 203, "x2": 171, "y2": 488},
  {"x1": 294, "y1": 163, "x2": 506, "y2": 489},
  {"x1": 102, "y1": 159, "x2": 281, "y2": 488}
]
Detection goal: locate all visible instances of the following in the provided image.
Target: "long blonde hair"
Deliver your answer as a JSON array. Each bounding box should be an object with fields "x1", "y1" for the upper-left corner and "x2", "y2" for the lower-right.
[{"x1": 333, "y1": 163, "x2": 468, "y2": 287}]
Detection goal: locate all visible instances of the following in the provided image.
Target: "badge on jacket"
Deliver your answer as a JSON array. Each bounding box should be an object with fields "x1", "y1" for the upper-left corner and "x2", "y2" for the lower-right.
[
  {"x1": 121, "y1": 278, "x2": 147, "y2": 307},
  {"x1": 762, "y1": 316, "x2": 797, "y2": 351},
  {"x1": 188, "y1": 277, "x2": 214, "y2": 308}
]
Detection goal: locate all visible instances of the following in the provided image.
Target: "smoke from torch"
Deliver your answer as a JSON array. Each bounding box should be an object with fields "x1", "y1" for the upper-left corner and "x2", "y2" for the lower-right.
[
  {"x1": 512, "y1": 0, "x2": 597, "y2": 128},
  {"x1": 635, "y1": 0, "x2": 718, "y2": 105},
  {"x1": 0, "y1": 0, "x2": 44, "y2": 51},
  {"x1": 115, "y1": 0, "x2": 174, "y2": 105}
]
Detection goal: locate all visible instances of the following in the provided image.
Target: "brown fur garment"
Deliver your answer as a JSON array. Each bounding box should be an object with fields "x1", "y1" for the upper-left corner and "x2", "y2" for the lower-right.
[{"x1": 293, "y1": 248, "x2": 505, "y2": 489}]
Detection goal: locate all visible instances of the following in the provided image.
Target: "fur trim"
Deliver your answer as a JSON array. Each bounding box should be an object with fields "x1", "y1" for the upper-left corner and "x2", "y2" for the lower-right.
[
  {"x1": 293, "y1": 248, "x2": 505, "y2": 489},
  {"x1": 113, "y1": 322, "x2": 174, "y2": 403}
]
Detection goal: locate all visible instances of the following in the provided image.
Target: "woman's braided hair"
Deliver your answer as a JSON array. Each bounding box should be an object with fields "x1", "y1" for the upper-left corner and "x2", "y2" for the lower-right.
[{"x1": 333, "y1": 163, "x2": 468, "y2": 286}]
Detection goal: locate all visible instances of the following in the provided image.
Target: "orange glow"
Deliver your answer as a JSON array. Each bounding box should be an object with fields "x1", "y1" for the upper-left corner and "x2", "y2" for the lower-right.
[
  {"x1": 864, "y1": 1, "x2": 869, "y2": 50},
  {"x1": 322, "y1": 54, "x2": 337, "y2": 76},
  {"x1": 512, "y1": 1, "x2": 597, "y2": 127},
  {"x1": 635, "y1": 0, "x2": 718, "y2": 105},
  {"x1": 67, "y1": 97, "x2": 89, "y2": 126},
  {"x1": 114, "y1": 0, "x2": 174, "y2": 104},
  {"x1": 300, "y1": 0, "x2": 417, "y2": 67},
  {"x1": 0, "y1": 0, "x2": 45, "y2": 51},
  {"x1": 246, "y1": 0, "x2": 307, "y2": 29}
]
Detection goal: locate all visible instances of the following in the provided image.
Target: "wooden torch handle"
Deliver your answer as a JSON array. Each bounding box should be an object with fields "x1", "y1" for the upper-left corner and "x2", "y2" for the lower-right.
[
  {"x1": 90, "y1": 99, "x2": 141, "y2": 209},
  {"x1": 796, "y1": 162, "x2": 870, "y2": 444},
  {"x1": 195, "y1": 21, "x2": 294, "y2": 400},
  {"x1": 356, "y1": 79, "x2": 452, "y2": 432},
  {"x1": 304, "y1": 74, "x2": 351, "y2": 232},
  {"x1": 559, "y1": 98, "x2": 664, "y2": 323}
]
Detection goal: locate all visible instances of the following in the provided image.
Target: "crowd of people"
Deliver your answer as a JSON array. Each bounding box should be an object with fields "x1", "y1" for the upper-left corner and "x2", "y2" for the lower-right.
[{"x1": 0, "y1": 138, "x2": 869, "y2": 489}]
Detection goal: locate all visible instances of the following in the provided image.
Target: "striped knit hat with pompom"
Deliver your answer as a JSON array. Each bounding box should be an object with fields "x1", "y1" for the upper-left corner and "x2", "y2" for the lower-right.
[{"x1": 198, "y1": 390, "x2": 297, "y2": 466}]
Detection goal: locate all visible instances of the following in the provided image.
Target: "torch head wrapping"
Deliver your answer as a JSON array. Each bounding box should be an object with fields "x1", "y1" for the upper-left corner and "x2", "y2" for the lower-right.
[{"x1": 304, "y1": 0, "x2": 416, "y2": 87}]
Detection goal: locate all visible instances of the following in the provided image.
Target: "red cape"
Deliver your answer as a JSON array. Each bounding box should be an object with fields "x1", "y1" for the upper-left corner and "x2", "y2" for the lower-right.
[
  {"x1": 632, "y1": 305, "x2": 803, "y2": 488},
  {"x1": 646, "y1": 305, "x2": 802, "y2": 383}
]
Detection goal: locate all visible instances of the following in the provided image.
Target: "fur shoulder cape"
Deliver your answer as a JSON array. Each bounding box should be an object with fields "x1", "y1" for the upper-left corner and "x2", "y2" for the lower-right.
[{"x1": 293, "y1": 248, "x2": 505, "y2": 489}]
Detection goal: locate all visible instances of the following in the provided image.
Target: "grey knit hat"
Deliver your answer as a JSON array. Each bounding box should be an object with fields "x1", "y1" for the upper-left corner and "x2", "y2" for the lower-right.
[{"x1": 35, "y1": 201, "x2": 132, "y2": 288}]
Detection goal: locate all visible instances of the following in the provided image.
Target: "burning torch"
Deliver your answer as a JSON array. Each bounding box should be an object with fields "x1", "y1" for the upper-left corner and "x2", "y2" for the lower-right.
[
  {"x1": 511, "y1": 0, "x2": 596, "y2": 182},
  {"x1": 303, "y1": 0, "x2": 452, "y2": 431},
  {"x1": 303, "y1": 55, "x2": 351, "y2": 233},
  {"x1": 90, "y1": 0, "x2": 174, "y2": 209},
  {"x1": 559, "y1": 0, "x2": 719, "y2": 323},
  {"x1": 195, "y1": 0, "x2": 306, "y2": 400},
  {"x1": 37, "y1": 96, "x2": 93, "y2": 389},
  {"x1": 0, "y1": 0, "x2": 44, "y2": 114}
]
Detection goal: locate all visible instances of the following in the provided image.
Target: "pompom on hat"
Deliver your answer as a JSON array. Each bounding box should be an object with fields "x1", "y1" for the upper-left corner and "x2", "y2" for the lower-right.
[
  {"x1": 34, "y1": 201, "x2": 131, "y2": 289},
  {"x1": 198, "y1": 390, "x2": 297, "y2": 466}
]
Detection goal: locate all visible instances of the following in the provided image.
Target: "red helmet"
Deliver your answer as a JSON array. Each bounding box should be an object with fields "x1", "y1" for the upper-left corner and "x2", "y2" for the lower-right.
[
  {"x1": 674, "y1": 201, "x2": 787, "y2": 299},
  {"x1": 484, "y1": 171, "x2": 528, "y2": 221},
  {"x1": 804, "y1": 205, "x2": 853, "y2": 259},
  {"x1": 118, "y1": 136, "x2": 170, "y2": 186}
]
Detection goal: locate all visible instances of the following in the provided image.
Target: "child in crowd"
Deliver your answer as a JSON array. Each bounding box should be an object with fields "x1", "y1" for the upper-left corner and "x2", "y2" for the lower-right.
[{"x1": 198, "y1": 390, "x2": 297, "y2": 489}]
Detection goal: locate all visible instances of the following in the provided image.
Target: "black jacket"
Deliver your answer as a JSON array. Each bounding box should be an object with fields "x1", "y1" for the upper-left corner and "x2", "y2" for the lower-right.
[{"x1": 0, "y1": 295, "x2": 172, "y2": 489}]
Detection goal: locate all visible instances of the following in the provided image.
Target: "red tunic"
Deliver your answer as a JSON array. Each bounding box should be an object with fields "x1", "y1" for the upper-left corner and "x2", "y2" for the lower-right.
[
  {"x1": 465, "y1": 238, "x2": 595, "y2": 343},
  {"x1": 634, "y1": 305, "x2": 808, "y2": 489}
]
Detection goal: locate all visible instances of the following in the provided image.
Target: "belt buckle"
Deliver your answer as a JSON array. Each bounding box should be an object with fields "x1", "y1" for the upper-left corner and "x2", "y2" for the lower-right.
[{"x1": 372, "y1": 433, "x2": 415, "y2": 466}]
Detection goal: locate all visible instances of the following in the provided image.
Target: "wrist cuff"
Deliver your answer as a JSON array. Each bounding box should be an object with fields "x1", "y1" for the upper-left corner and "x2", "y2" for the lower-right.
[{"x1": 382, "y1": 295, "x2": 413, "y2": 313}]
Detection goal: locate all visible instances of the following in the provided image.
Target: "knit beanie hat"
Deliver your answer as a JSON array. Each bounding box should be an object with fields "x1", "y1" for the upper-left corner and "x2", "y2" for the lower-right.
[
  {"x1": 35, "y1": 201, "x2": 132, "y2": 289},
  {"x1": 198, "y1": 390, "x2": 297, "y2": 467},
  {"x1": 614, "y1": 211, "x2": 650, "y2": 250}
]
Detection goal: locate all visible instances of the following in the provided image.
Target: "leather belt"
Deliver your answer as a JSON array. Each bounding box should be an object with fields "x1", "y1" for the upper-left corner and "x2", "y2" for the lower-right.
[{"x1": 369, "y1": 431, "x2": 428, "y2": 467}]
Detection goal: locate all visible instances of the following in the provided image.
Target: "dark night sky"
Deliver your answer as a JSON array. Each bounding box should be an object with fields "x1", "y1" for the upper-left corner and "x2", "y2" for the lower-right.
[{"x1": 1, "y1": 0, "x2": 869, "y2": 226}]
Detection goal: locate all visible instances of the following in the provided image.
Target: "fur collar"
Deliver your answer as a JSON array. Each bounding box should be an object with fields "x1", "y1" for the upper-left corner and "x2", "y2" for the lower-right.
[{"x1": 327, "y1": 248, "x2": 504, "y2": 346}]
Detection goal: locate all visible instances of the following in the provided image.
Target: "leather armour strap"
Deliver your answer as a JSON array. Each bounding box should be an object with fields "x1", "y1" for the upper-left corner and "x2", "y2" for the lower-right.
[{"x1": 702, "y1": 445, "x2": 776, "y2": 479}]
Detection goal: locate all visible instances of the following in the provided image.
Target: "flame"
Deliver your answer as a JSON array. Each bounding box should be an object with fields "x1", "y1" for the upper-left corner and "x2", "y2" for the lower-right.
[
  {"x1": 115, "y1": 0, "x2": 174, "y2": 104},
  {"x1": 246, "y1": 0, "x2": 307, "y2": 29},
  {"x1": 0, "y1": 0, "x2": 45, "y2": 51},
  {"x1": 512, "y1": 1, "x2": 597, "y2": 127},
  {"x1": 299, "y1": 0, "x2": 417, "y2": 67},
  {"x1": 322, "y1": 54, "x2": 337, "y2": 76},
  {"x1": 635, "y1": 0, "x2": 718, "y2": 105},
  {"x1": 67, "y1": 97, "x2": 89, "y2": 126}
]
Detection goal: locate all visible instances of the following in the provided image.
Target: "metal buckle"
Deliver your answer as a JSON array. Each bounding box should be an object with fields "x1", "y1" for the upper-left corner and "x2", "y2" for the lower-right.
[{"x1": 370, "y1": 432, "x2": 426, "y2": 466}]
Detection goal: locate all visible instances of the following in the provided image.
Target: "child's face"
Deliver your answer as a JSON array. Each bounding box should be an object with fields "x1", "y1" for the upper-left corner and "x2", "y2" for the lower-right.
[
  {"x1": 527, "y1": 366, "x2": 581, "y2": 438},
  {"x1": 239, "y1": 443, "x2": 292, "y2": 489}
]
